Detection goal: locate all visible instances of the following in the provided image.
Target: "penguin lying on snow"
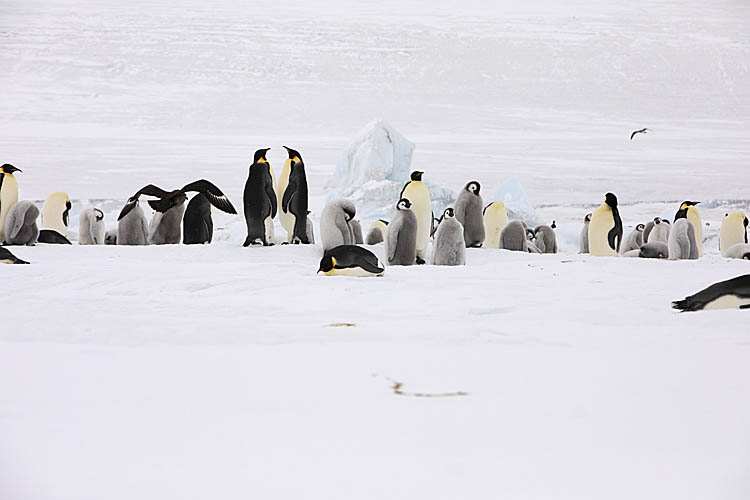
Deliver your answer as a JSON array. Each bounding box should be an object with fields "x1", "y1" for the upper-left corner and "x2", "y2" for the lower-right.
[
  {"x1": 318, "y1": 245, "x2": 384, "y2": 277},
  {"x1": 724, "y1": 243, "x2": 750, "y2": 260},
  {"x1": 0, "y1": 246, "x2": 29, "y2": 264},
  {"x1": 673, "y1": 275, "x2": 750, "y2": 312}
]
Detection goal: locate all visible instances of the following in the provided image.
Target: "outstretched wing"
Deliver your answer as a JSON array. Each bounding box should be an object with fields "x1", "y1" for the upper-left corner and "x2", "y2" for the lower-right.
[
  {"x1": 181, "y1": 179, "x2": 237, "y2": 214},
  {"x1": 118, "y1": 184, "x2": 169, "y2": 220}
]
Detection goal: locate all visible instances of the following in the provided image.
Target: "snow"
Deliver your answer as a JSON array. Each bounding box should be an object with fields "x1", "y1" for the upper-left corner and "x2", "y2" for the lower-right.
[{"x1": 2, "y1": 0, "x2": 750, "y2": 498}]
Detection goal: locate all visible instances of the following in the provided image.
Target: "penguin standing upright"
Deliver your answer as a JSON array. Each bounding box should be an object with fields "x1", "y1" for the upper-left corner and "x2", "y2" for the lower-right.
[
  {"x1": 720, "y1": 211, "x2": 748, "y2": 257},
  {"x1": 674, "y1": 201, "x2": 703, "y2": 256},
  {"x1": 499, "y1": 220, "x2": 528, "y2": 252},
  {"x1": 579, "y1": 213, "x2": 591, "y2": 253},
  {"x1": 454, "y1": 181, "x2": 485, "y2": 248},
  {"x1": 149, "y1": 204, "x2": 185, "y2": 245},
  {"x1": 183, "y1": 193, "x2": 213, "y2": 244},
  {"x1": 243, "y1": 148, "x2": 277, "y2": 246},
  {"x1": 619, "y1": 223, "x2": 645, "y2": 254},
  {"x1": 0, "y1": 164, "x2": 22, "y2": 243},
  {"x1": 117, "y1": 202, "x2": 149, "y2": 245},
  {"x1": 533, "y1": 224, "x2": 557, "y2": 254},
  {"x1": 482, "y1": 201, "x2": 508, "y2": 249},
  {"x1": 366, "y1": 219, "x2": 388, "y2": 245},
  {"x1": 78, "y1": 207, "x2": 105, "y2": 245},
  {"x1": 279, "y1": 146, "x2": 310, "y2": 244},
  {"x1": 320, "y1": 199, "x2": 356, "y2": 251},
  {"x1": 4, "y1": 200, "x2": 39, "y2": 246},
  {"x1": 431, "y1": 207, "x2": 466, "y2": 266},
  {"x1": 400, "y1": 171, "x2": 432, "y2": 264},
  {"x1": 38, "y1": 192, "x2": 72, "y2": 244},
  {"x1": 386, "y1": 198, "x2": 418, "y2": 266},
  {"x1": 588, "y1": 192, "x2": 623, "y2": 256},
  {"x1": 667, "y1": 218, "x2": 699, "y2": 260}
]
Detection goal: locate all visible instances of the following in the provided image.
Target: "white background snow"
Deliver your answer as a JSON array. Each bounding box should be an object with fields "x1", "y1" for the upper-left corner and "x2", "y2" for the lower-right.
[{"x1": 2, "y1": 0, "x2": 750, "y2": 499}]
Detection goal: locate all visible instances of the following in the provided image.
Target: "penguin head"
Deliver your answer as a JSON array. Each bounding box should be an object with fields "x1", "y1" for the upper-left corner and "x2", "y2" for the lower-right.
[
  {"x1": 94, "y1": 209, "x2": 104, "y2": 221},
  {"x1": 636, "y1": 223, "x2": 645, "y2": 231},
  {"x1": 396, "y1": 198, "x2": 412, "y2": 210},
  {"x1": 283, "y1": 146, "x2": 303, "y2": 163},
  {"x1": 681, "y1": 201, "x2": 700, "y2": 209},
  {"x1": 253, "y1": 148, "x2": 271, "y2": 164},
  {"x1": 466, "y1": 181, "x2": 481, "y2": 195},
  {"x1": 584, "y1": 213, "x2": 591, "y2": 223},
  {"x1": 604, "y1": 192, "x2": 618, "y2": 208},
  {"x1": 654, "y1": 217, "x2": 662, "y2": 225},
  {"x1": 0, "y1": 164, "x2": 21, "y2": 175},
  {"x1": 410, "y1": 171, "x2": 424, "y2": 181},
  {"x1": 443, "y1": 207, "x2": 455, "y2": 219},
  {"x1": 317, "y1": 255, "x2": 336, "y2": 274}
]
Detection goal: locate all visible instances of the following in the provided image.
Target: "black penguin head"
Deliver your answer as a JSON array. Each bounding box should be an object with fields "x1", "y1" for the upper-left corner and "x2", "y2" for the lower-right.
[
  {"x1": 584, "y1": 213, "x2": 591, "y2": 222},
  {"x1": 466, "y1": 181, "x2": 481, "y2": 195},
  {"x1": 443, "y1": 207, "x2": 455, "y2": 219},
  {"x1": 410, "y1": 171, "x2": 424, "y2": 181},
  {"x1": 604, "y1": 192, "x2": 618, "y2": 208},
  {"x1": 682, "y1": 201, "x2": 700, "y2": 208},
  {"x1": 253, "y1": 148, "x2": 271, "y2": 164},
  {"x1": 317, "y1": 255, "x2": 335, "y2": 273},
  {"x1": 636, "y1": 223, "x2": 645, "y2": 231},
  {"x1": 0, "y1": 164, "x2": 21, "y2": 174},
  {"x1": 551, "y1": 220, "x2": 556, "y2": 229},
  {"x1": 397, "y1": 198, "x2": 412, "y2": 210},
  {"x1": 94, "y1": 208, "x2": 104, "y2": 221},
  {"x1": 283, "y1": 146, "x2": 303, "y2": 163}
]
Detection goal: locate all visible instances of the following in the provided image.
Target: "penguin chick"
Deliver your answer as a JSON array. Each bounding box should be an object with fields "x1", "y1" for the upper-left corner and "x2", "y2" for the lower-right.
[
  {"x1": 78, "y1": 207, "x2": 105, "y2": 245},
  {"x1": 105, "y1": 228, "x2": 118, "y2": 245},
  {"x1": 499, "y1": 220, "x2": 528, "y2": 252},
  {"x1": 431, "y1": 207, "x2": 466, "y2": 266},
  {"x1": 350, "y1": 219, "x2": 364, "y2": 245},
  {"x1": 647, "y1": 217, "x2": 670, "y2": 244},
  {"x1": 638, "y1": 241, "x2": 669, "y2": 259},
  {"x1": 117, "y1": 202, "x2": 149, "y2": 245},
  {"x1": 454, "y1": 181, "x2": 484, "y2": 247},
  {"x1": 366, "y1": 219, "x2": 388, "y2": 245},
  {"x1": 724, "y1": 243, "x2": 750, "y2": 260},
  {"x1": 579, "y1": 213, "x2": 591, "y2": 253},
  {"x1": 533, "y1": 225, "x2": 557, "y2": 254},
  {"x1": 674, "y1": 201, "x2": 703, "y2": 256},
  {"x1": 667, "y1": 218, "x2": 699, "y2": 260},
  {"x1": 386, "y1": 198, "x2": 418, "y2": 266},
  {"x1": 320, "y1": 198, "x2": 357, "y2": 251},
  {"x1": 619, "y1": 223, "x2": 645, "y2": 254},
  {"x1": 149, "y1": 204, "x2": 185, "y2": 245},
  {"x1": 4, "y1": 200, "x2": 39, "y2": 246}
]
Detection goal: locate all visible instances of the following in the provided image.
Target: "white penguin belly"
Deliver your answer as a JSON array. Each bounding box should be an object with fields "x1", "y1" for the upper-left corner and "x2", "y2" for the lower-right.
[
  {"x1": 588, "y1": 207, "x2": 617, "y2": 256},
  {"x1": 326, "y1": 267, "x2": 383, "y2": 277},
  {"x1": 402, "y1": 183, "x2": 431, "y2": 255},
  {"x1": 0, "y1": 175, "x2": 19, "y2": 240},
  {"x1": 703, "y1": 295, "x2": 750, "y2": 311},
  {"x1": 687, "y1": 210, "x2": 703, "y2": 256},
  {"x1": 482, "y1": 205, "x2": 508, "y2": 249},
  {"x1": 280, "y1": 210, "x2": 295, "y2": 241},
  {"x1": 264, "y1": 215, "x2": 275, "y2": 244}
]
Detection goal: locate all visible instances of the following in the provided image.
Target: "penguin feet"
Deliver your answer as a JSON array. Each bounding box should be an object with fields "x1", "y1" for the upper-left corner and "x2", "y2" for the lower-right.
[
  {"x1": 416, "y1": 256, "x2": 426, "y2": 265},
  {"x1": 243, "y1": 237, "x2": 264, "y2": 247},
  {"x1": 281, "y1": 242, "x2": 289, "y2": 245}
]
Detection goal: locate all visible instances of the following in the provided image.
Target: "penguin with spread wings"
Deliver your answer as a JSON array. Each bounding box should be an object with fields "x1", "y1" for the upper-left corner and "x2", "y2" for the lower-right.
[{"x1": 118, "y1": 179, "x2": 236, "y2": 221}]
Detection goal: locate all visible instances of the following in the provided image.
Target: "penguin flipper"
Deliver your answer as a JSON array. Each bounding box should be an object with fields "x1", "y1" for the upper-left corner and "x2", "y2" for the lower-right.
[
  {"x1": 37, "y1": 229, "x2": 72, "y2": 245},
  {"x1": 281, "y1": 180, "x2": 296, "y2": 214},
  {"x1": 386, "y1": 219, "x2": 402, "y2": 263},
  {"x1": 265, "y1": 180, "x2": 277, "y2": 219}
]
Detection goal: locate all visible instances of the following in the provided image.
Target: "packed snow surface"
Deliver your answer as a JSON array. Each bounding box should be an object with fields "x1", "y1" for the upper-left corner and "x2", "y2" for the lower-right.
[{"x1": 2, "y1": 0, "x2": 750, "y2": 499}]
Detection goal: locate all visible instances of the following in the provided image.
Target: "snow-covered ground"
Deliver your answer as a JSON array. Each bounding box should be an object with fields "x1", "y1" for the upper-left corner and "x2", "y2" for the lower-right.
[{"x1": 2, "y1": 0, "x2": 750, "y2": 498}]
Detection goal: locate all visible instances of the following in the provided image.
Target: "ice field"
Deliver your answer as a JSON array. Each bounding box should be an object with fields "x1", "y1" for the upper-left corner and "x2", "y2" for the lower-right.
[{"x1": 2, "y1": 0, "x2": 750, "y2": 499}]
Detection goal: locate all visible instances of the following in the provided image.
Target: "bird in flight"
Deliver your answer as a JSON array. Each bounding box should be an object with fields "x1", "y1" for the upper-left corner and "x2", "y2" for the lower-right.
[{"x1": 630, "y1": 128, "x2": 648, "y2": 140}]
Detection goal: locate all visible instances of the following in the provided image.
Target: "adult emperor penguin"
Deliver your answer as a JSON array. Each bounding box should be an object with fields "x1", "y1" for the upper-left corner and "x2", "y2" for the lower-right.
[
  {"x1": 667, "y1": 218, "x2": 699, "y2": 260},
  {"x1": 454, "y1": 181, "x2": 485, "y2": 248},
  {"x1": 431, "y1": 207, "x2": 466, "y2": 266},
  {"x1": 183, "y1": 193, "x2": 213, "y2": 244},
  {"x1": 279, "y1": 147, "x2": 310, "y2": 244},
  {"x1": 386, "y1": 198, "x2": 418, "y2": 266},
  {"x1": 78, "y1": 207, "x2": 105, "y2": 245},
  {"x1": 499, "y1": 220, "x2": 528, "y2": 252},
  {"x1": 38, "y1": 192, "x2": 72, "y2": 244},
  {"x1": 149, "y1": 204, "x2": 185, "y2": 245},
  {"x1": 579, "y1": 213, "x2": 591, "y2": 253},
  {"x1": 243, "y1": 148, "x2": 277, "y2": 246},
  {"x1": 320, "y1": 198, "x2": 356, "y2": 251},
  {"x1": 588, "y1": 192, "x2": 623, "y2": 256},
  {"x1": 673, "y1": 274, "x2": 750, "y2": 312},
  {"x1": 482, "y1": 201, "x2": 508, "y2": 249},
  {"x1": 365, "y1": 219, "x2": 388, "y2": 245},
  {"x1": 117, "y1": 201, "x2": 149, "y2": 245},
  {"x1": 619, "y1": 223, "x2": 645, "y2": 254},
  {"x1": 724, "y1": 243, "x2": 750, "y2": 260},
  {"x1": 719, "y1": 211, "x2": 748, "y2": 257},
  {"x1": 0, "y1": 247, "x2": 29, "y2": 264},
  {"x1": 533, "y1": 224, "x2": 557, "y2": 254},
  {"x1": 674, "y1": 201, "x2": 703, "y2": 256},
  {"x1": 0, "y1": 164, "x2": 21, "y2": 243},
  {"x1": 4, "y1": 200, "x2": 39, "y2": 246},
  {"x1": 400, "y1": 171, "x2": 432, "y2": 264},
  {"x1": 317, "y1": 245, "x2": 385, "y2": 277}
]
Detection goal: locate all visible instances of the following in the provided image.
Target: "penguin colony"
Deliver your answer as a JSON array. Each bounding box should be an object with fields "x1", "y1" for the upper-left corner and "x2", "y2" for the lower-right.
[{"x1": 1, "y1": 155, "x2": 749, "y2": 310}]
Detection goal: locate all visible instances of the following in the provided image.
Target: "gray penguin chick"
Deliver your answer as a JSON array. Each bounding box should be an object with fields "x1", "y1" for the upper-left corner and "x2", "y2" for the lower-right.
[
  {"x1": 646, "y1": 217, "x2": 670, "y2": 244},
  {"x1": 117, "y1": 202, "x2": 149, "y2": 245},
  {"x1": 386, "y1": 198, "x2": 418, "y2": 266},
  {"x1": 534, "y1": 225, "x2": 557, "y2": 254},
  {"x1": 619, "y1": 223, "x2": 645, "y2": 254},
  {"x1": 499, "y1": 220, "x2": 528, "y2": 252},
  {"x1": 320, "y1": 198, "x2": 356, "y2": 251},
  {"x1": 149, "y1": 203, "x2": 185, "y2": 245},
  {"x1": 639, "y1": 241, "x2": 669, "y2": 259},
  {"x1": 454, "y1": 181, "x2": 485, "y2": 247},
  {"x1": 724, "y1": 243, "x2": 750, "y2": 259},
  {"x1": 306, "y1": 215, "x2": 315, "y2": 245},
  {"x1": 430, "y1": 207, "x2": 466, "y2": 266},
  {"x1": 350, "y1": 219, "x2": 364, "y2": 245},
  {"x1": 580, "y1": 213, "x2": 591, "y2": 253},
  {"x1": 366, "y1": 220, "x2": 388, "y2": 245},
  {"x1": 4, "y1": 200, "x2": 40, "y2": 246},
  {"x1": 667, "y1": 218, "x2": 699, "y2": 260},
  {"x1": 105, "y1": 228, "x2": 118, "y2": 245},
  {"x1": 78, "y1": 207, "x2": 106, "y2": 245}
]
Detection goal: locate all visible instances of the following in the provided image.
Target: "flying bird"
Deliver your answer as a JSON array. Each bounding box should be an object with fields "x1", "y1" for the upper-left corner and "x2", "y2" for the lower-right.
[
  {"x1": 118, "y1": 179, "x2": 236, "y2": 221},
  {"x1": 630, "y1": 128, "x2": 648, "y2": 140}
]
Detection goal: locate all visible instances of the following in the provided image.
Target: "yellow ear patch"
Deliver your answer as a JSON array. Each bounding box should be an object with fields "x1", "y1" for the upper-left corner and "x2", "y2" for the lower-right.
[
  {"x1": 292, "y1": 156, "x2": 300, "y2": 163},
  {"x1": 258, "y1": 158, "x2": 268, "y2": 163},
  {"x1": 331, "y1": 257, "x2": 337, "y2": 267}
]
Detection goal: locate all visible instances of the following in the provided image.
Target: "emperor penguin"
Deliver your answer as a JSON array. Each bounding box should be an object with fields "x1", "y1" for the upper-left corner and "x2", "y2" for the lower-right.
[
  {"x1": 38, "y1": 192, "x2": 72, "y2": 244},
  {"x1": 183, "y1": 193, "x2": 213, "y2": 244},
  {"x1": 243, "y1": 148, "x2": 277, "y2": 246},
  {"x1": 0, "y1": 247, "x2": 29, "y2": 264},
  {"x1": 279, "y1": 146, "x2": 310, "y2": 244},
  {"x1": 454, "y1": 181, "x2": 485, "y2": 248},
  {"x1": 498, "y1": 220, "x2": 528, "y2": 252},
  {"x1": 724, "y1": 243, "x2": 750, "y2": 260},
  {"x1": 533, "y1": 224, "x2": 557, "y2": 254},
  {"x1": 482, "y1": 201, "x2": 508, "y2": 249},
  {"x1": 619, "y1": 224, "x2": 645, "y2": 254},
  {"x1": 399, "y1": 171, "x2": 432, "y2": 264},
  {"x1": 431, "y1": 207, "x2": 466, "y2": 266},
  {"x1": 719, "y1": 211, "x2": 748, "y2": 257},
  {"x1": 673, "y1": 274, "x2": 750, "y2": 312},
  {"x1": 4, "y1": 200, "x2": 39, "y2": 246},
  {"x1": 674, "y1": 201, "x2": 703, "y2": 256},
  {"x1": 350, "y1": 219, "x2": 364, "y2": 245},
  {"x1": 149, "y1": 203, "x2": 185, "y2": 245},
  {"x1": 366, "y1": 219, "x2": 388, "y2": 245},
  {"x1": 320, "y1": 198, "x2": 356, "y2": 251},
  {"x1": 638, "y1": 241, "x2": 669, "y2": 259},
  {"x1": 667, "y1": 218, "x2": 699, "y2": 260},
  {"x1": 117, "y1": 201, "x2": 149, "y2": 245},
  {"x1": 386, "y1": 198, "x2": 418, "y2": 266},
  {"x1": 647, "y1": 217, "x2": 670, "y2": 244},
  {"x1": 305, "y1": 214, "x2": 315, "y2": 244},
  {"x1": 0, "y1": 164, "x2": 21, "y2": 243},
  {"x1": 579, "y1": 213, "x2": 591, "y2": 253},
  {"x1": 78, "y1": 207, "x2": 105, "y2": 245},
  {"x1": 318, "y1": 245, "x2": 385, "y2": 277},
  {"x1": 588, "y1": 192, "x2": 623, "y2": 256}
]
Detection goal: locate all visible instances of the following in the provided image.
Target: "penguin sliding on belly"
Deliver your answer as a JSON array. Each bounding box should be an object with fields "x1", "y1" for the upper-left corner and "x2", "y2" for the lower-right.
[
  {"x1": 588, "y1": 192, "x2": 622, "y2": 256},
  {"x1": 0, "y1": 164, "x2": 22, "y2": 243},
  {"x1": 38, "y1": 192, "x2": 72, "y2": 244},
  {"x1": 318, "y1": 245, "x2": 384, "y2": 277},
  {"x1": 243, "y1": 148, "x2": 277, "y2": 246},
  {"x1": 183, "y1": 193, "x2": 213, "y2": 244},
  {"x1": 673, "y1": 275, "x2": 750, "y2": 312},
  {"x1": 0, "y1": 247, "x2": 29, "y2": 264},
  {"x1": 279, "y1": 146, "x2": 311, "y2": 244}
]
